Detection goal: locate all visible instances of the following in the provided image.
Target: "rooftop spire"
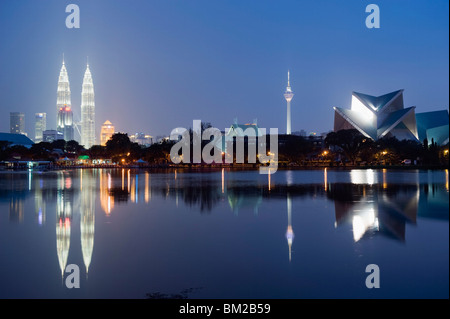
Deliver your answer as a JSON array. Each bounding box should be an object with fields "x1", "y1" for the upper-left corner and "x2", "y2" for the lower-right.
[
  {"x1": 287, "y1": 70, "x2": 290, "y2": 87},
  {"x1": 62, "y1": 53, "x2": 65, "y2": 65}
]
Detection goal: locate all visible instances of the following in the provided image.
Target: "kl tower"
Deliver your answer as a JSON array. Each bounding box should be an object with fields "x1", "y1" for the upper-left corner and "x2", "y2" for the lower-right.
[{"x1": 284, "y1": 70, "x2": 294, "y2": 135}]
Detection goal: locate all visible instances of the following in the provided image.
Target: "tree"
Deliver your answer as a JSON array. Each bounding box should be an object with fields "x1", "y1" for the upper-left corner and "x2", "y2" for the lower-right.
[
  {"x1": 30, "y1": 142, "x2": 53, "y2": 161},
  {"x1": 105, "y1": 133, "x2": 141, "y2": 163},
  {"x1": 143, "y1": 140, "x2": 174, "y2": 164},
  {"x1": 66, "y1": 140, "x2": 84, "y2": 154},
  {"x1": 279, "y1": 135, "x2": 313, "y2": 164},
  {"x1": 106, "y1": 133, "x2": 131, "y2": 153},
  {"x1": 88, "y1": 145, "x2": 107, "y2": 159},
  {"x1": 325, "y1": 129, "x2": 368, "y2": 165},
  {"x1": 51, "y1": 139, "x2": 66, "y2": 151}
]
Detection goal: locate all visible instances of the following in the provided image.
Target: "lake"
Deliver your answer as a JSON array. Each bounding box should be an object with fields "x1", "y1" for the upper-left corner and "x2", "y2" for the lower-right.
[{"x1": 0, "y1": 168, "x2": 448, "y2": 299}]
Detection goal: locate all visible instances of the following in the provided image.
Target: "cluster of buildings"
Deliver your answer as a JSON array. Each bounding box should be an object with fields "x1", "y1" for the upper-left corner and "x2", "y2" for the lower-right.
[
  {"x1": 2, "y1": 66, "x2": 449, "y2": 153},
  {"x1": 5, "y1": 57, "x2": 154, "y2": 149},
  {"x1": 7, "y1": 58, "x2": 98, "y2": 146}
]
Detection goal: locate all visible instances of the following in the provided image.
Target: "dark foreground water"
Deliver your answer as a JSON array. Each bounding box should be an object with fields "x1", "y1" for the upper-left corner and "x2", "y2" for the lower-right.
[{"x1": 0, "y1": 168, "x2": 448, "y2": 299}]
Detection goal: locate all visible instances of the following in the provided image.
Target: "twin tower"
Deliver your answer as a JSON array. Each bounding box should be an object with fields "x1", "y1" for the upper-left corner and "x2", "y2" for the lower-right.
[{"x1": 57, "y1": 57, "x2": 95, "y2": 148}]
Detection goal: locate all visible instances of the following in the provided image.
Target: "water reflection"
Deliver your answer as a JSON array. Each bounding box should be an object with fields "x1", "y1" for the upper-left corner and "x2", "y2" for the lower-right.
[
  {"x1": 350, "y1": 169, "x2": 378, "y2": 185},
  {"x1": 286, "y1": 194, "x2": 294, "y2": 262},
  {"x1": 328, "y1": 183, "x2": 426, "y2": 242},
  {"x1": 0, "y1": 168, "x2": 448, "y2": 286},
  {"x1": 56, "y1": 171, "x2": 73, "y2": 279},
  {"x1": 80, "y1": 169, "x2": 96, "y2": 277}
]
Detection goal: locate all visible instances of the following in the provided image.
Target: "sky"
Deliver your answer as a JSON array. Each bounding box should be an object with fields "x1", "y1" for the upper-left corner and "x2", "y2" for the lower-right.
[{"x1": 0, "y1": 0, "x2": 448, "y2": 140}]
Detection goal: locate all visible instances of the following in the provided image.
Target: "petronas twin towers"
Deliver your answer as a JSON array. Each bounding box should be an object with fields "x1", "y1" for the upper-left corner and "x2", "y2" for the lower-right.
[{"x1": 56, "y1": 56, "x2": 95, "y2": 148}]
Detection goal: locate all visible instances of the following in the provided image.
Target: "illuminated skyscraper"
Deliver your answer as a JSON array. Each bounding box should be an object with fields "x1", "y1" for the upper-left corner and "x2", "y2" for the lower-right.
[
  {"x1": 56, "y1": 57, "x2": 71, "y2": 121},
  {"x1": 56, "y1": 58, "x2": 74, "y2": 141},
  {"x1": 34, "y1": 113, "x2": 46, "y2": 143},
  {"x1": 81, "y1": 62, "x2": 96, "y2": 148},
  {"x1": 10, "y1": 112, "x2": 25, "y2": 135},
  {"x1": 57, "y1": 106, "x2": 74, "y2": 141},
  {"x1": 100, "y1": 120, "x2": 115, "y2": 146},
  {"x1": 284, "y1": 71, "x2": 294, "y2": 135}
]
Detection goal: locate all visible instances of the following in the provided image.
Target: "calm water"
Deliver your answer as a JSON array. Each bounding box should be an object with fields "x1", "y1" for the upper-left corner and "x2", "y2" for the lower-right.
[{"x1": 0, "y1": 168, "x2": 448, "y2": 299}]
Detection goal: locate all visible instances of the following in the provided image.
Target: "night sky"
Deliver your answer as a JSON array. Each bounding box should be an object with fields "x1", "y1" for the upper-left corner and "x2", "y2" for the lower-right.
[{"x1": 0, "y1": 0, "x2": 448, "y2": 139}]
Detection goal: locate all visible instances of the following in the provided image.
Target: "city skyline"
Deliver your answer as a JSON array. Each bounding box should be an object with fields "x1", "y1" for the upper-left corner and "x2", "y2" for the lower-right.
[{"x1": 0, "y1": 0, "x2": 448, "y2": 141}]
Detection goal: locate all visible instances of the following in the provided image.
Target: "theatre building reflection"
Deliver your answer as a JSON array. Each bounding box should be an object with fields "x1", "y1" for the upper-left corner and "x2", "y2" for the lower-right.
[{"x1": 327, "y1": 181, "x2": 447, "y2": 242}]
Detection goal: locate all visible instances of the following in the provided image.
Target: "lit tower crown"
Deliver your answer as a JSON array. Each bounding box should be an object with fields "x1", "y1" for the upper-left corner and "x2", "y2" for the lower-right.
[
  {"x1": 81, "y1": 60, "x2": 96, "y2": 148},
  {"x1": 284, "y1": 70, "x2": 294, "y2": 135}
]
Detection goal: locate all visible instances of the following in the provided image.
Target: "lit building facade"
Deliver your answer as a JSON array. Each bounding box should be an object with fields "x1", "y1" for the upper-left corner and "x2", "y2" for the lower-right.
[
  {"x1": 56, "y1": 59, "x2": 74, "y2": 141},
  {"x1": 34, "y1": 113, "x2": 46, "y2": 143},
  {"x1": 416, "y1": 110, "x2": 449, "y2": 146},
  {"x1": 56, "y1": 59, "x2": 71, "y2": 123},
  {"x1": 333, "y1": 90, "x2": 418, "y2": 141},
  {"x1": 100, "y1": 120, "x2": 115, "y2": 146},
  {"x1": 10, "y1": 112, "x2": 25, "y2": 135},
  {"x1": 81, "y1": 63, "x2": 96, "y2": 149},
  {"x1": 333, "y1": 90, "x2": 449, "y2": 145},
  {"x1": 57, "y1": 106, "x2": 74, "y2": 141},
  {"x1": 43, "y1": 129, "x2": 64, "y2": 143}
]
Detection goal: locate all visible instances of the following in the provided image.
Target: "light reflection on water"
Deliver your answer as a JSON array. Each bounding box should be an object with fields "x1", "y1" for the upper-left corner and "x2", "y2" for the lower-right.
[{"x1": 0, "y1": 168, "x2": 448, "y2": 298}]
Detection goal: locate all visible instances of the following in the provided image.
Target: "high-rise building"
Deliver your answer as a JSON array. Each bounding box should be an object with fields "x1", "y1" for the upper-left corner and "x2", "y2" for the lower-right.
[
  {"x1": 81, "y1": 62, "x2": 96, "y2": 149},
  {"x1": 56, "y1": 58, "x2": 74, "y2": 141},
  {"x1": 10, "y1": 112, "x2": 25, "y2": 135},
  {"x1": 56, "y1": 57, "x2": 71, "y2": 122},
  {"x1": 57, "y1": 106, "x2": 74, "y2": 141},
  {"x1": 43, "y1": 129, "x2": 64, "y2": 143},
  {"x1": 34, "y1": 113, "x2": 46, "y2": 143},
  {"x1": 100, "y1": 120, "x2": 115, "y2": 146},
  {"x1": 284, "y1": 71, "x2": 294, "y2": 135}
]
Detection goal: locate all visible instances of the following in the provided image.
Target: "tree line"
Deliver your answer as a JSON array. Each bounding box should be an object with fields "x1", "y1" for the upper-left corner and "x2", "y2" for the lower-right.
[{"x1": 1, "y1": 128, "x2": 448, "y2": 167}]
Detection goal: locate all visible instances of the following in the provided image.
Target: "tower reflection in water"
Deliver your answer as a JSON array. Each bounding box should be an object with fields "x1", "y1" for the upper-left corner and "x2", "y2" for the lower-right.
[
  {"x1": 54, "y1": 170, "x2": 97, "y2": 280},
  {"x1": 80, "y1": 169, "x2": 95, "y2": 277},
  {"x1": 56, "y1": 171, "x2": 73, "y2": 279},
  {"x1": 286, "y1": 194, "x2": 294, "y2": 262}
]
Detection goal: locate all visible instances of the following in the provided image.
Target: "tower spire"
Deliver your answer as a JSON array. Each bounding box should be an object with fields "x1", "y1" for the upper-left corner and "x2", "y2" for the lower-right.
[
  {"x1": 62, "y1": 53, "x2": 65, "y2": 65},
  {"x1": 284, "y1": 70, "x2": 294, "y2": 135}
]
